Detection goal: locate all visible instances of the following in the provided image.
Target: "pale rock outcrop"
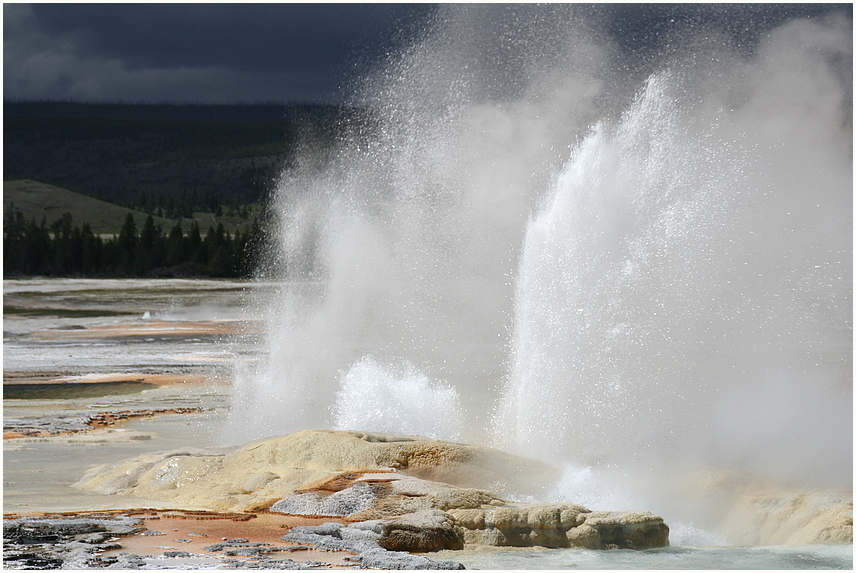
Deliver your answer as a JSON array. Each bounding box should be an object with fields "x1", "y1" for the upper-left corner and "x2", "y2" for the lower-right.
[
  {"x1": 722, "y1": 491, "x2": 853, "y2": 545},
  {"x1": 680, "y1": 469, "x2": 853, "y2": 545},
  {"x1": 73, "y1": 429, "x2": 671, "y2": 551},
  {"x1": 72, "y1": 428, "x2": 851, "y2": 549},
  {"x1": 269, "y1": 470, "x2": 669, "y2": 551},
  {"x1": 568, "y1": 510, "x2": 672, "y2": 549},
  {"x1": 72, "y1": 447, "x2": 231, "y2": 499},
  {"x1": 74, "y1": 429, "x2": 556, "y2": 513},
  {"x1": 449, "y1": 504, "x2": 668, "y2": 549},
  {"x1": 270, "y1": 470, "x2": 503, "y2": 520},
  {"x1": 271, "y1": 471, "x2": 497, "y2": 551}
]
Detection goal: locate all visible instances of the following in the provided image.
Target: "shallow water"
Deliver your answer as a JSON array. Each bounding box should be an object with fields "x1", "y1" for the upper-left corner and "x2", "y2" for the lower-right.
[
  {"x1": 3, "y1": 278, "x2": 268, "y2": 377},
  {"x1": 3, "y1": 381, "x2": 158, "y2": 400},
  {"x1": 434, "y1": 544, "x2": 853, "y2": 570},
  {"x1": 3, "y1": 384, "x2": 232, "y2": 513},
  {"x1": 3, "y1": 279, "x2": 249, "y2": 513}
]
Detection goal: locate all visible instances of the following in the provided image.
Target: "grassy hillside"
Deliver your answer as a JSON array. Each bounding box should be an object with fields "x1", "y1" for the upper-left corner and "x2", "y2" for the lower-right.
[
  {"x1": 4, "y1": 178, "x2": 265, "y2": 278},
  {"x1": 4, "y1": 179, "x2": 252, "y2": 236},
  {"x1": 2, "y1": 101, "x2": 359, "y2": 278}
]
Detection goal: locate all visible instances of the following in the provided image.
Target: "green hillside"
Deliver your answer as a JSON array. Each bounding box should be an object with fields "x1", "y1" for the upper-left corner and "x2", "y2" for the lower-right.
[
  {"x1": 4, "y1": 179, "x2": 254, "y2": 236},
  {"x1": 4, "y1": 178, "x2": 266, "y2": 278},
  {"x1": 1, "y1": 101, "x2": 353, "y2": 278},
  {"x1": 4, "y1": 179, "x2": 172, "y2": 236}
]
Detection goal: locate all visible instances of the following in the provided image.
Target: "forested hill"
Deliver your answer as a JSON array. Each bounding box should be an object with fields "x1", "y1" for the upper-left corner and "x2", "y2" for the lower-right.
[
  {"x1": 3, "y1": 100, "x2": 347, "y2": 211},
  {"x1": 3, "y1": 101, "x2": 356, "y2": 278}
]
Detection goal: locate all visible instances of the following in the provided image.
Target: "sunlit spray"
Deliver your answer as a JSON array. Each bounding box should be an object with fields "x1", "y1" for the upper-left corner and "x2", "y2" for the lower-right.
[{"x1": 226, "y1": 5, "x2": 852, "y2": 536}]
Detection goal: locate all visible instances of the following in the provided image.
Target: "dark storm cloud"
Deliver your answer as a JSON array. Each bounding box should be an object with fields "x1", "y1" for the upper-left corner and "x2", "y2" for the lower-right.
[
  {"x1": 4, "y1": 3, "x2": 436, "y2": 104},
  {"x1": 4, "y1": 3, "x2": 849, "y2": 104},
  {"x1": 29, "y1": 4, "x2": 425, "y2": 72}
]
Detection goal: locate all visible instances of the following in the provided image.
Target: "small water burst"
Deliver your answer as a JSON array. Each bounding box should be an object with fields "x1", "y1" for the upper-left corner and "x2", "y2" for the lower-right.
[{"x1": 332, "y1": 356, "x2": 464, "y2": 441}]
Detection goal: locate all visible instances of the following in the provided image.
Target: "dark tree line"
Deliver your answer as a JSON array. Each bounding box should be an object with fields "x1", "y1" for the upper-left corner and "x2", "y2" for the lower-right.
[
  {"x1": 4, "y1": 211, "x2": 265, "y2": 278},
  {"x1": 133, "y1": 187, "x2": 253, "y2": 219}
]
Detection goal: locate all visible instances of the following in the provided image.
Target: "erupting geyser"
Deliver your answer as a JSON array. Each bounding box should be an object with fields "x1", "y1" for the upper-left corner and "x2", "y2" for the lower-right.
[{"x1": 226, "y1": 5, "x2": 851, "y2": 535}]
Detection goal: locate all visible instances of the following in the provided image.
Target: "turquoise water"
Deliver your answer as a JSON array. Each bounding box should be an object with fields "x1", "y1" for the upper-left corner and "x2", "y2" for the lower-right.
[
  {"x1": 3, "y1": 381, "x2": 157, "y2": 400},
  {"x1": 435, "y1": 544, "x2": 853, "y2": 570}
]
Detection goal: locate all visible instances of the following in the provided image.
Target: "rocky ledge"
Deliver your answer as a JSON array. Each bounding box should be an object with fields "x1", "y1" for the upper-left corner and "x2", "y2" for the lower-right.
[
  {"x1": 2, "y1": 511, "x2": 466, "y2": 570},
  {"x1": 73, "y1": 429, "x2": 670, "y2": 554},
  {"x1": 269, "y1": 469, "x2": 669, "y2": 551}
]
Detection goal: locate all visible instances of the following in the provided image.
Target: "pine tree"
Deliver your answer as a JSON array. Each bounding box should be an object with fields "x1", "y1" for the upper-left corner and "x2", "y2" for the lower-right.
[
  {"x1": 166, "y1": 220, "x2": 186, "y2": 267},
  {"x1": 80, "y1": 223, "x2": 102, "y2": 274},
  {"x1": 117, "y1": 213, "x2": 137, "y2": 275},
  {"x1": 137, "y1": 215, "x2": 159, "y2": 274},
  {"x1": 188, "y1": 220, "x2": 204, "y2": 265}
]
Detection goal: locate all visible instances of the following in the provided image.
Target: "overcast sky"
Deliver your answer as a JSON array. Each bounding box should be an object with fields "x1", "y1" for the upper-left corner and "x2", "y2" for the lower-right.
[
  {"x1": 4, "y1": 3, "x2": 436, "y2": 104},
  {"x1": 4, "y1": 3, "x2": 849, "y2": 105}
]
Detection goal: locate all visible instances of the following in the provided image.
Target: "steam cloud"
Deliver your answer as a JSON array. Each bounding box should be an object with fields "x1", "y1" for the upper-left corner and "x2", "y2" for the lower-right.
[{"x1": 226, "y1": 6, "x2": 851, "y2": 520}]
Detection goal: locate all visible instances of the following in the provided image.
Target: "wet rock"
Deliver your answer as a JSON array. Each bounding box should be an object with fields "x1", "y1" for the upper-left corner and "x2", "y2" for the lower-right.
[
  {"x1": 202, "y1": 538, "x2": 258, "y2": 552},
  {"x1": 281, "y1": 524, "x2": 380, "y2": 554},
  {"x1": 357, "y1": 547, "x2": 466, "y2": 570},
  {"x1": 103, "y1": 552, "x2": 147, "y2": 569},
  {"x1": 566, "y1": 510, "x2": 671, "y2": 549},
  {"x1": 2, "y1": 516, "x2": 144, "y2": 570},
  {"x1": 449, "y1": 504, "x2": 668, "y2": 549},
  {"x1": 271, "y1": 472, "x2": 667, "y2": 551},
  {"x1": 270, "y1": 471, "x2": 501, "y2": 523},
  {"x1": 281, "y1": 523, "x2": 466, "y2": 570},
  {"x1": 3, "y1": 413, "x2": 92, "y2": 436},
  {"x1": 377, "y1": 510, "x2": 464, "y2": 552},
  {"x1": 270, "y1": 480, "x2": 379, "y2": 516},
  {"x1": 220, "y1": 557, "x2": 311, "y2": 569}
]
